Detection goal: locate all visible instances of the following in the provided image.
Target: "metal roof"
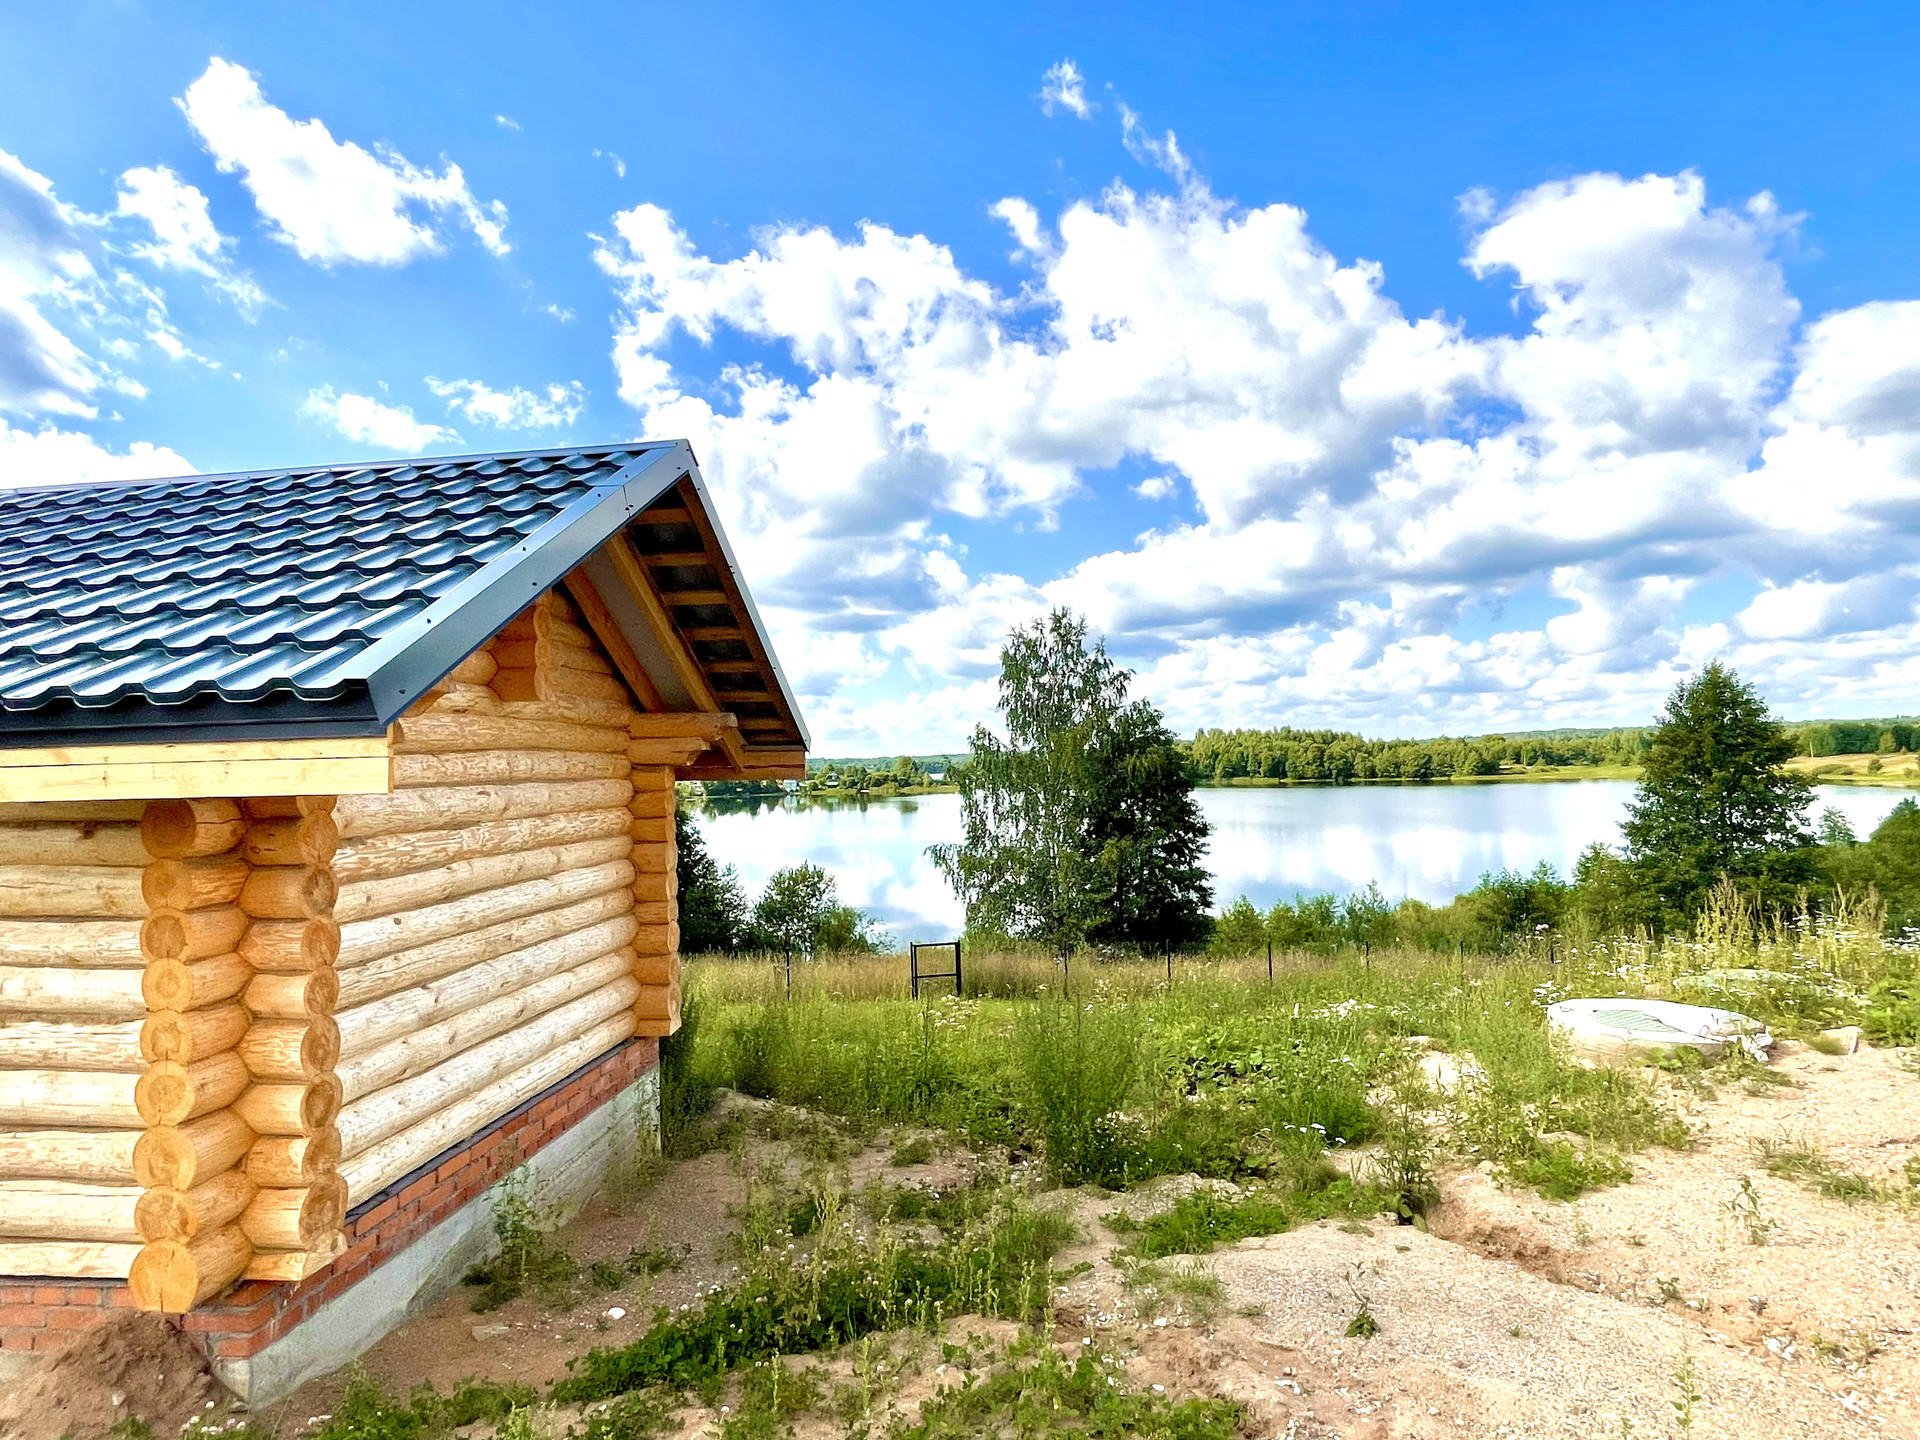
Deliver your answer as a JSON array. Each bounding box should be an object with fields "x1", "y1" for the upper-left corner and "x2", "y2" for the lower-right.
[{"x1": 0, "y1": 443, "x2": 810, "y2": 752}]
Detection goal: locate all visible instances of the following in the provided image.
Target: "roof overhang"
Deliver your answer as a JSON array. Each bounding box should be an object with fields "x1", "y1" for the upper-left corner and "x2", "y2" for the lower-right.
[{"x1": 0, "y1": 441, "x2": 808, "y2": 782}]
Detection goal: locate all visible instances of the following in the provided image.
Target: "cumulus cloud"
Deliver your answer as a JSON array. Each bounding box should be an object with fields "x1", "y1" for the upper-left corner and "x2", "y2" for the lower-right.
[
  {"x1": 178, "y1": 58, "x2": 509, "y2": 266},
  {"x1": 1039, "y1": 60, "x2": 1093, "y2": 119},
  {"x1": 302, "y1": 386, "x2": 458, "y2": 452},
  {"x1": 0, "y1": 149, "x2": 110, "y2": 417},
  {"x1": 596, "y1": 156, "x2": 1920, "y2": 752},
  {"x1": 425, "y1": 376, "x2": 585, "y2": 429},
  {"x1": 114, "y1": 165, "x2": 266, "y2": 314},
  {"x1": 0, "y1": 418, "x2": 192, "y2": 488}
]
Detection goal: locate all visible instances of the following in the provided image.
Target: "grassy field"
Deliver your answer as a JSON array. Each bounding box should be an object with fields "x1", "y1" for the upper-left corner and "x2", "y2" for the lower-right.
[
  {"x1": 674, "y1": 906, "x2": 1907, "y2": 1202},
  {"x1": 1785, "y1": 750, "x2": 1920, "y2": 786}
]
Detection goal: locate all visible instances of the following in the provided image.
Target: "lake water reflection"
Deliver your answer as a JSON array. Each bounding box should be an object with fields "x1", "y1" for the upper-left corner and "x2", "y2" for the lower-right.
[{"x1": 694, "y1": 782, "x2": 1913, "y2": 945}]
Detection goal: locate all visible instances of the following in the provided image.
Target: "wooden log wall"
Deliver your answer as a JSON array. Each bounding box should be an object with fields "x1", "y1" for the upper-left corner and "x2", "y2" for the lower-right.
[
  {"x1": 0, "y1": 801, "x2": 152, "y2": 1280},
  {"x1": 0, "y1": 584, "x2": 684, "y2": 1303},
  {"x1": 331, "y1": 588, "x2": 644, "y2": 1210}
]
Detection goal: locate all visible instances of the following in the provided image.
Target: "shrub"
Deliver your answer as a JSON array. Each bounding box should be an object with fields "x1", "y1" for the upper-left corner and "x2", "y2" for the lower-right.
[{"x1": 1015, "y1": 1001, "x2": 1140, "y2": 1185}]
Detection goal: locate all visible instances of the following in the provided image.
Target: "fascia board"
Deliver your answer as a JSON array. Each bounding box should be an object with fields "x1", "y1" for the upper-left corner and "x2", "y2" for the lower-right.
[{"x1": 329, "y1": 444, "x2": 690, "y2": 722}]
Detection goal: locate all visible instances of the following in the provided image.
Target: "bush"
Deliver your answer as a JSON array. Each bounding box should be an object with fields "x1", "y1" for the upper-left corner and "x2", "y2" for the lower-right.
[{"x1": 1015, "y1": 1001, "x2": 1140, "y2": 1186}]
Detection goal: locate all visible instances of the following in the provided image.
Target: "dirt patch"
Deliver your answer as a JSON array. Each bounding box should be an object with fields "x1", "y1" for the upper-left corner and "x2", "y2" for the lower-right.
[{"x1": 0, "y1": 1312, "x2": 225, "y2": 1440}]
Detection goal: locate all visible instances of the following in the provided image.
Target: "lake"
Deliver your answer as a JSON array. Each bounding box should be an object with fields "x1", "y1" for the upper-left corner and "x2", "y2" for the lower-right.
[{"x1": 692, "y1": 782, "x2": 1914, "y2": 945}]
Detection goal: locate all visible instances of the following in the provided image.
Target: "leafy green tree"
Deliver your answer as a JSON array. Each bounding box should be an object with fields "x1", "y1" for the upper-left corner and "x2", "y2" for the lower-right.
[
  {"x1": 1341, "y1": 882, "x2": 1395, "y2": 950},
  {"x1": 1083, "y1": 700, "x2": 1214, "y2": 948},
  {"x1": 1209, "y1": 896, "x2": 1268, "y2": 955},
  {"x1": 749, "y1": 862, "x2": 837, "y2": 954},
  {"x1": 675, "y1": 808, "x2": 749, "y2": 953},
  {"x1": 932, "y1": 610, "x2": 1212, "y2": 958},
  {"x1": 931, "y1": 611, "x2": 1127, "y2": 960},
  {"x1": 1621, "y1": 662, "x2": 1814, "y2": 922},
  {"x1": 1569, "y1": 842, "x2": 1652, "y2": 937},
  {"x1": 1824, "y1": 799, "x2": 1920, "y2": 930}
]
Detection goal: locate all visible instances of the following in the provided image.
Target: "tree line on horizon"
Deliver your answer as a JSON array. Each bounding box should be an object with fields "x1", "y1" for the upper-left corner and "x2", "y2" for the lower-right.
[{"x1": 1182, "y1": 713, "x2": 1920, "y2": 785}]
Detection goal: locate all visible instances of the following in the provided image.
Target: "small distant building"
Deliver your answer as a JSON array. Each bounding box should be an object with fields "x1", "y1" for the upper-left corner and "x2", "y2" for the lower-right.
[{"x1": 0, "y1": 443, "x2": 805, "y2": 1399}]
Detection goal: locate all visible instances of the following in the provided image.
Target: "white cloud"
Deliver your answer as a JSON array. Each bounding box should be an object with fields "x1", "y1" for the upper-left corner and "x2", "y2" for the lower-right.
[
  {"x1": 114, "y1": 165, "x2": 266, "y2": 314},
  {"x1": 178, "y1": 58, "x2": 509, "y2": 265},
  {"x1": 1039, "y1": 60, "x2": 1093, "y2": 119},
  {"x1": 302, "y1": 386, "x2": 458, "y2": 452},
  {"x1": 0, "y1": 418, "x2": 192, "y2": 488},
  {"x1": 425, "y1": 376, "x2": 585, "y2": 429},
  {"x1": 494, "y1": 114, "x2": 521, "y2": 132},
  {"x1": 596, "y1": 154, "x2": 1920, "y2": 751},
  {"x1": 593, "y1": 149, "x2": 627, "y2": 179},
  {"x1": 1117, "y1": 103, "x2": 1191, "y2": 183},
  {"x1": 0, "y1": 148, "x2": 110, "y2": 417}
]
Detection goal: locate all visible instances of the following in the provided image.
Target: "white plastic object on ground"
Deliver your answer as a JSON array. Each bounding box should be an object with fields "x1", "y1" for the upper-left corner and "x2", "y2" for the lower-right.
[{"x1": 1546, "y1": 997, "x2": 1772, "y2": 1065}]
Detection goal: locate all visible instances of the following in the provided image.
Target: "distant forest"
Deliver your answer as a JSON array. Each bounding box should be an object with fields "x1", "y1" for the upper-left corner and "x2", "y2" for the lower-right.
[{"x1": 1181, "y1": 715, "x2": 1920, "y2": 784}]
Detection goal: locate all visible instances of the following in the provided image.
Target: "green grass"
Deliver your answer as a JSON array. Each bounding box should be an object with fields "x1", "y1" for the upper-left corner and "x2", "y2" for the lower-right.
[{"x1": 1753, "y1": 1136, "x2": 1893, "y2": 1204}]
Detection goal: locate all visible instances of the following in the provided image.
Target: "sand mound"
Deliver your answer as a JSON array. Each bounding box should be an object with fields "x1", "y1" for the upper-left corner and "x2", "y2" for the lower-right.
[{"x1": 0, "y1": 1312, "x2": 223, "y2": 1440}]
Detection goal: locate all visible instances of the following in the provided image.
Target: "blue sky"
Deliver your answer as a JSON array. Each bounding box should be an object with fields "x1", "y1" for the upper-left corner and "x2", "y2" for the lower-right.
[{"x1": 1, "y1": 2, "x2": 1915, "y2": 751}]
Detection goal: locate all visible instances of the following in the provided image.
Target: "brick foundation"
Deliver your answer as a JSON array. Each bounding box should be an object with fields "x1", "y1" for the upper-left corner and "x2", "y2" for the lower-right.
[{"x1": 0, "y1": 1037, "x2": 659, "y2": 1366}]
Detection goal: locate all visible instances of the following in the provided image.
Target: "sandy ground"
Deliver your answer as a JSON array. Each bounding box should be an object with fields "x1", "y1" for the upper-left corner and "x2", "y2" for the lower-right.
[{"x1": 238, "y1": 1045, "x2": 1920, "y2": 1437}]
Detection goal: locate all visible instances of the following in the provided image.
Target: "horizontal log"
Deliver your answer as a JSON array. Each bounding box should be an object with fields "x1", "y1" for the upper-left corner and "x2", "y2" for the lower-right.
[
  {"x1": 633, "y1": 952, "x2": 678, "y2": 986},
  {"x1": 335, "y1": 779, "x2": 632, "y2": 840},
  {"x1": 237, "y1": 1018, "x2": 340, "y2": 1083},
  {"x1": 627, "y1": 739, "x2": 711, "y2": 768},
  {"x1": 136, "y1": 1053, "x2": 249, "y2": 1128},
  {"x1": 141, "y1": 906, "x2": 248, "y2": 962},
  {"x1": 142, "y1": 954, "x2": 250, "y2": 1013},
  {"x1": 233, "y1": 1079, "x2": 340, "y2": 1138},
  {"x1": 336, "y1": 888, "x2": 635, "y2": 1009},
  {"x1": 141, "y1": 854, "x2": 248, "y2": 912},
  {"x1": 0, "y1": 1240, "x2": 140, "y2": 1278},
  {"x1": 0, "y1": 822, "x2": 148, "y2": 868},
  {"x1": 0, "y1": 918, "x2": 142, "y2": 968},
  {"x1": 517, "y1": 665, "x2": 630, "y2": 707},
  {"x1": 634, "y1": 988, "x2": 682, "y2": 1038},
  {"x1": 0, "y1": 966, "x2": 145, "y2": 1020},
  {"x1": 240, "y1": 866, "x2": 336, "y2": 921},
  {"x1": 450, "y1": 650, "x2": 500, "y2": 686},
  {"x1": 244, "y1": 1245, "x2": 340, "y2": 1282},
  {"x1": 243, "y1": 796, "x2": 337, "y2": 821},
  {"x1": 0, "y1": 802, "x2": 147, "y2": 824},
  {"x1": 338, "y1": 951, "x2": 635, "y2": 1102},
  {"x1": 497, "y1": 607, "x2": 593, "y2": 649},
  {"x1": 0, "y1": 1182, "x2": 140, "y2": 1242},
  {"x1": 388, "y1": 749, "x2": 629, "y2": 789},
  {"x1": 237, "y1": 918, "x2": 339, "y2": 974},
  {"x1": 393, "y1": 712, "x2": 628, "y2": 757},
  {"x1": 0, "y1": 1070, "x2": 140, "y2": 1128},
  {"x1": 337, "y1": 859, "x2": 635, "y2": 969},
  {"x1": 133, "y1": 1110, "x2": 254, "y2": 1191},
  {"x1": 633, "y1": 921, "x2": 680, "y2": 953},
  {"x1": 129, "y1": 1223, "x2": 250, "y2": 1312},
  {"x1": 139, "y1": 1003, "x2": 249, "y2": 1066},
  {"x1": 0, "y1": 865, "x2": 146, "y2": 919},
  {"x1": 633, "y1": 900, "x2": 675, "y2": 925},
  {"x1": 0, "y1": 1127, "x2": 139, "y2": 1184},
  {"x1": 629, "y1": 815, "x2": 674, "y2": 845},
  {"x1": 342, "y1": 1012, "x2": 636, "y2": 1205},
  {"x1": 337, "y1": 914, "x2": 636, "y2": 1057},
  {"x1": 627, "y1": 789, "x2": 674, "y2": 820},
  {"x1": 335, "y1": 834, "x2": 631, "y2": 925},
  {"x1": 243, "y1": 968, "x2": 340, "y2": 1020},
  {"x1": 0, "y1": 1018, "x2": 144, "y2": 1072},
  {"x1": 634, "y1": 980, "x2": 682, "y2": 1023},
  {"x1": 337, "y1": 978, "x2": 639, "y2": 1158},
  {"x1": 333, "y1": 807, "x2": 632, "y2": 886},
  {"x1": 246, "y1": 1129, "x2": 340, "y2": 1188},
  {"x1": 490, "y1": 638, "x2": 613, "y2": 676},
  {"x1": 141, "y1": 800, "x2": 247, "y2": 859},
  {"x1": 632, "y1": 871, "x2": 677, "y2": 902},
  {"x1": 134, "y1": 1171, "x2": 254, "y2": 1243},
  {"x1": 243, "y1": 813, "x2": 339, "y2": 868},
  {"x1": 630, "y1": 847, "x2": 675, "y2": 875},
  {"x1": 240, "y1": 1175, "x2": 345, "y2": 1250}
]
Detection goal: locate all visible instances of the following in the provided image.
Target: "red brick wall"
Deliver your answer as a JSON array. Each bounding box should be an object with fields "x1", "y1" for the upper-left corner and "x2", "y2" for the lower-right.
[{"x1": 0, "y1": 1037, "x2": 658, "y2": 1363}]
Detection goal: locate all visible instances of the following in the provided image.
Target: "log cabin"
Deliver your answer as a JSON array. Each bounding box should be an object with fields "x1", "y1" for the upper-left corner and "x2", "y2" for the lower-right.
[{"x1": 0, "y1": 442, "x2": 806, "y2": 1398}]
